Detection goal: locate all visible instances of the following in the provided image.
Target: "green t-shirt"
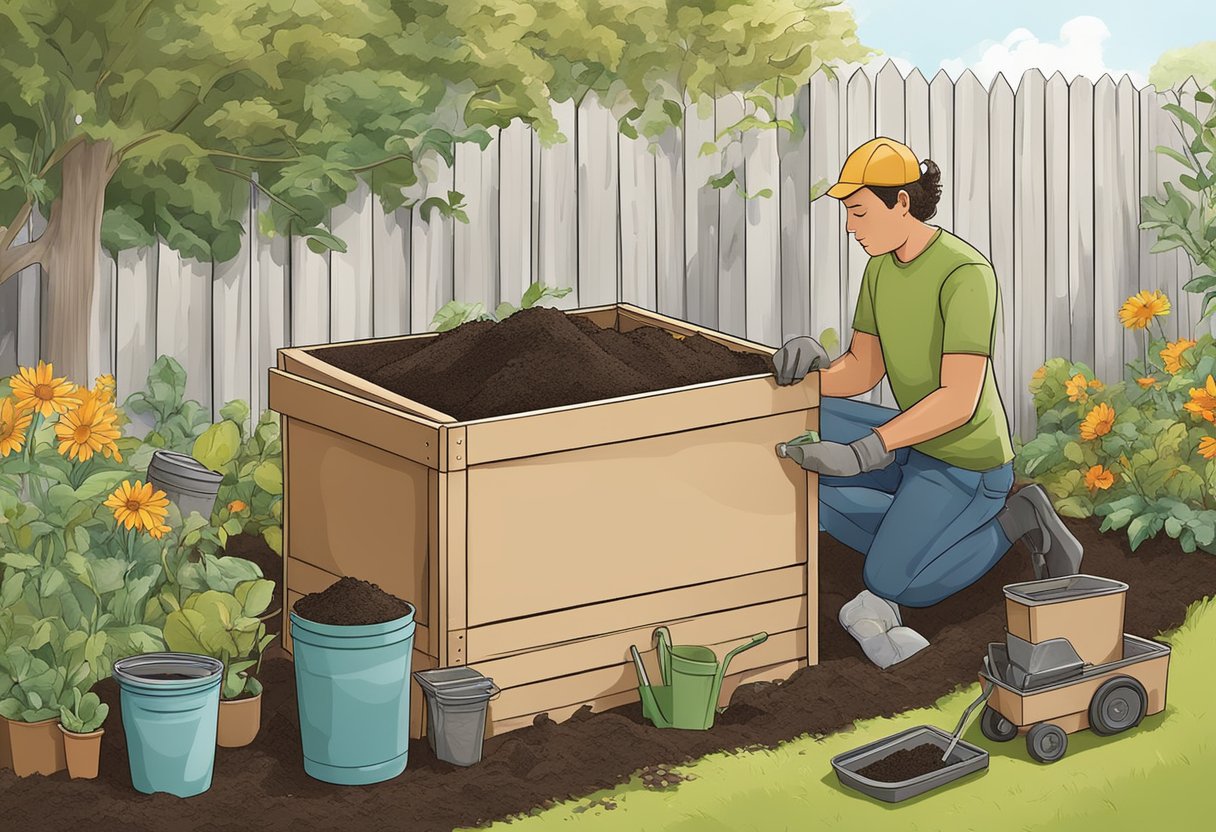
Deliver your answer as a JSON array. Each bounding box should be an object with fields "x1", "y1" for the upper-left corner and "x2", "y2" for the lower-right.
[{"x1": 851, "y1": 228, "x2": 1014, "y2": 471}]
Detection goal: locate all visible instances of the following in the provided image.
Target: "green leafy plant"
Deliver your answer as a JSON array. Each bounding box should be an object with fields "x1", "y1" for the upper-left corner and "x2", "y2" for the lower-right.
[
  {"x1": 59, "y1": 688, "x2": 109, "y2": 734},
  {"x1": 430, "y1": 281, "x2": 574, "y2": 332},
  {"x1": 121, "y1": 356, "x2": 211, "y2": 453},
  {"x1": 205, "y1": 405, "x2": 284, "y2": 554},
  {"x1": 162, "y1": 581, "x2": 276, "y2": 700}
]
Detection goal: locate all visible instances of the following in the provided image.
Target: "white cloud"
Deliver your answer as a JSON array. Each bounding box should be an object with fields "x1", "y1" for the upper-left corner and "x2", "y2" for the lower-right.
[{"x1": 939, "y1": 16, "x2": 1147, "y2": 86}]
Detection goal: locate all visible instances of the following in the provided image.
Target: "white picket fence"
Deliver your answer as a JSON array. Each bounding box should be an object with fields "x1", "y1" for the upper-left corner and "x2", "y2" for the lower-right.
[{"x1": 1, "y1": 61, "x2": 1211, "y2": 439}]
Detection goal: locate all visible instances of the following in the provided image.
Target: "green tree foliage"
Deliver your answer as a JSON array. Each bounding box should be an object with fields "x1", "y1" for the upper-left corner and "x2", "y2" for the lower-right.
[
  {"x1": 1150, "y1": 41, "x2": 1216, "y2": 90},
  {"x1": 0, "y1": 1, "x2": 868, "y2": 380}
]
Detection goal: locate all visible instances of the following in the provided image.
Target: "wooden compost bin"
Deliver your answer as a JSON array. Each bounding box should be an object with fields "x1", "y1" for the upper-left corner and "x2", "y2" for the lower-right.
[{"x1": 268, "y1": 303, "x2": 819, "y2": 738}]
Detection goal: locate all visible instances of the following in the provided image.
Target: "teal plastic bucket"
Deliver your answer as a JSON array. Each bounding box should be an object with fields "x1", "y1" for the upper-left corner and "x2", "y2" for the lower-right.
[
  {"x1": 112, "y1": 652, "x2": 224, "y2": 797},
  {"x1": 290, "y1": 605, "x2": 416, "y2": 785}
]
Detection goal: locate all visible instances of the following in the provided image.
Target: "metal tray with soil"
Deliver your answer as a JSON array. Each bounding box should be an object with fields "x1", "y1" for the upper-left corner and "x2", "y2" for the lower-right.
[{"x1": 831, "y1": 726, "x2": 989, "y2": 803}]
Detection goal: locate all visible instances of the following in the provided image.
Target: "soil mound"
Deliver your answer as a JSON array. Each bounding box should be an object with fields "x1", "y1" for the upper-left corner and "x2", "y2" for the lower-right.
[{"x1": 292, "y1": 576, "x2": 413, "y2": 626}]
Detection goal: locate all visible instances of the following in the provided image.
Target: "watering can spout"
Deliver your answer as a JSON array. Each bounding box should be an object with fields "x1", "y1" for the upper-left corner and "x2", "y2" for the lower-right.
[{"x1": 709, "y1": 632, "x2": 769, "y2": 711}]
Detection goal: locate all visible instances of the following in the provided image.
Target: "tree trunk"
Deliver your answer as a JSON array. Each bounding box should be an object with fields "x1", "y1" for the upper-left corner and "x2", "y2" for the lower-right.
[{"x1": 39, "y1": 140, "x2": 117, "y2": 385}]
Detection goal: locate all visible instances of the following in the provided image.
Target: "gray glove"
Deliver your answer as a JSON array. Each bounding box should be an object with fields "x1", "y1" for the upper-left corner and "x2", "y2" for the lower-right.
[
  {"x1": 772, "y1": 336, "x2": 830, "y2": 385},
  {"x1": 776, "y1": 431, "x2": 894, "y2": 477}
]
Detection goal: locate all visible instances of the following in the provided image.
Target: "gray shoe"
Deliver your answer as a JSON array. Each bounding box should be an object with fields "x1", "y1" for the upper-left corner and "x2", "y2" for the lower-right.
[
  {"x1": 1002, "y1": 485, "x2": 1084, "y2": 579},
  {"x1": 839, "y1": 590, "x2": 929, "y2": 669}
]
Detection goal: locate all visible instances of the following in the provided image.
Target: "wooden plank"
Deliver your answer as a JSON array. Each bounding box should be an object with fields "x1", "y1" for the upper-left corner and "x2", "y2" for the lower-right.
[
  {"x1": 988, "y1": 74, "x2": 1017, "y2": 436},
  {"x1": 465, "y1": 564, "x2": 807, "y2": 661},
  {"x1": 280, "y1": 345, "x2": 456, "y2": 424},
  {"x1": 468, "y1": 597, "x2": 805, "y2": 689},
  {"x1": 91, "y1": 250, "x2": 116, "y2": 383},
  {"x1": 778, "y1": 84, "x2": 811, "y2": 345},
  {"x1": 953, "y1": 71, "x2": 991, "y2": 258},
  {"x1": 716, "y1": 92, "x2": 747, "y2": 339},
  {"x1": 577, "y1": 91, "x2": 619, "y2": 307},
  {"x1": 618, "y1": 126, "x2": 657, "y2": 310},
  {"x1": 498, "y1": 119, "x2": 533, "y2": 310},
  {"x1": 874, "y1": 60, "x2": 905, "y2": 141},
  {"x1": 1014, "y1": 69, "x2": 1047, "y2": 441},
  {"x1": 441, "y1": 466, "x2": 467, "y2": 662},
  {"x1": 1068, "y1": 77, "x2": 1098, "y2": 366},
  {"x1": 929, "y1": 69, "x2": 956, "y2": 232},
  {"x1": 535, "y1": 99, "x2": 578, "y2": 310},
  {"x1": 279, "y1": 416, "x2": 292, "y2": 644},
  {"x1": 253, "y1": 187, "x2": 291, "y2": 412},
  {"x1": 1116, "y1": 76, "x2": 1143, "y2": 361},
  {"x1": 685, "y1": 93, "x2": 720, "y2": 328},
  {"x1": 465, "y1": 415, "x2": 813, "y2": 624},
  {"x1": 1045, "y1": 73, "x2": 1071, "y2": 366},
  {"x1": 409, "y1": 152, "x2": 455, "y2": 332},
  {"x1": 289, "y1": 234, "x2": 329, "y2": 347},
  {"x1": 744, "y1": 93, "x2": 782, "y2": 346},
  {"x1": 1175, "y1": 80, "x2": 1202, "y2": 335},
  {"x1": 113, "y1": 247, "x2": 158, "y2": 404},
  {"x1": 463, "y1": 372, "x2": 817, "y2": 464},
  {"x1": 212, "y1": 216, "x2": 252, "y2": 421},
  {"x1": 487, "y1": 658, "x2": 802, "y2": 737},
  {"x1": 805, "y1": 406, "x2": 820, "y2": 666},
  {"x1": 156, "y1": 244, "x2": 212, "y2": 412},
  {"x1": 370, "y1": 196, "x2": 411, "y2": 338},
  {"x1": 1138, "y1": 86, "x2": 1179, "y2": 342},
  {"x1": 808, "y1": 70, "x2": 843, "y2": 354},
  {"x1": 654, "y1": 117, "x2": 685, "y2": 319},
  {"x1": 904, "y1": 69, "x2": 930, "y2": 167},
  {"x1": 17, "y1": 210, "x2": 44, "y2": 369},
  {"x1": 329, "y1": 180, "x2": 374, "y2": 342},
  {"x1": 454, "y1": 126, "x2": 500, "y2": 310},
  {"x1": 486, "y1": 629, "x2": 804, "y2": 722},
  {"x1": 268, "y1": 370, "x2": 441, "y2": 466}
]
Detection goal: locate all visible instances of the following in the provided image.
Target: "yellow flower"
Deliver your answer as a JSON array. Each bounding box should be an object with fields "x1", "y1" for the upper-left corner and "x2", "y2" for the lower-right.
[
  {"x1": 1185, "y1": 375, "x2": 1216, "y2": 423},
  {"x1": 104, "y1": 480, "x2": 170, "y2": 536},
  {"x1": 0, "y1": 397, "x2": 33, "y2": 457},
  {"x1": 1136, "y1": 376, "x2": 1159, "y2": 389},
  {"x1": 1080, "y1": 402, "x2": 1116, "y2": 440},
  {"x1": 1032, "y1": 365, "x2": 1047, "y2": 381},
  {"x1": 1161, "y1": 338, "x2": 1197, "y2": 375},
  {"x1": 55, "y1": 390, "x2": 123, "y2": 462},
  {"x1": 227, "y1": 499, "x2": 248, "y2": 513},
  {"x1": 1088, "y1": 378, "x2": 1103, "y2": 390},
  {"x1": 9, "y1": 361, "x2": 80, "y2": 417},
  {"x1": 1084, "y1": 464, "x2": 1115, "y2": 492},
  {"x1": 1118, "y1": 290, "x2": 1170, "y2": 329},
  {"x1": 93, "y1": 374, "x2": 116, "y2": 404},
  {"x1": 1065, "y1": 374, "x2": 1091, "y2": 403},
  {"x1": 1199, "y1": 437, "x2": 1216, "y2": 460}
]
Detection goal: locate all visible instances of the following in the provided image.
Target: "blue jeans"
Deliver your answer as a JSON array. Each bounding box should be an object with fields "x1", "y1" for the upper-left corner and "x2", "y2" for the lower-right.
[{"x1": 818, "y1": 397, "x2": 1016, "y2": 608}]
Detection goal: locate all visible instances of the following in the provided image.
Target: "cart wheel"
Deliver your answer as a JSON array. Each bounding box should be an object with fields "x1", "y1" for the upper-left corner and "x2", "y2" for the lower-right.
[
  {"x1": 980, "y1": 706, "x2": 1018, "y2": 742},
  {"x1": 1026, "y1": 723, "x2": 1068, "y2": 763},
  {"x1": 1088, "y1": 676, "x2": 1148, "y2": 736}
]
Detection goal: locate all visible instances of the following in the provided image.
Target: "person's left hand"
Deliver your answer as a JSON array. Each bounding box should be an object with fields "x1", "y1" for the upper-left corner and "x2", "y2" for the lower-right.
[{"x1": 776, "y1": 431, "x2": 894, "y2": 476}]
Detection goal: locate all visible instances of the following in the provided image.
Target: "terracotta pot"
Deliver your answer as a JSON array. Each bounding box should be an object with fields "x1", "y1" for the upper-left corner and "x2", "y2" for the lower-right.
[
  {"x1": 8, "y1": 716, "x2": 66, "y2": 777},
  {"x1": 0, "y1": 715, "x2": 12, "y2": 770},
  {"x1": 217, "y1": 692, "x2": 262, "y2": 748},
  {"x1": 58, "y1": 725, "x2": 104, "y2": 780}
]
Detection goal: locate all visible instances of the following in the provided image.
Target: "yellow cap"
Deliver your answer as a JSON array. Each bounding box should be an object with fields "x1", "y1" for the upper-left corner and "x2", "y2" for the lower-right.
[{"x1": 827, "y1": 137, "x2": 921, "y2": 199}]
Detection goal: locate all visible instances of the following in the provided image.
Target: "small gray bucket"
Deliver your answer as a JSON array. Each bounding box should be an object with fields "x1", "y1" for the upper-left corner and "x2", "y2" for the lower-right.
[
  {"x1": 147, "y1": 450, "x2": 224, "y2": 521},
  {"x1": 414, "y1": 668, "x2": 499, "y2": 767}
]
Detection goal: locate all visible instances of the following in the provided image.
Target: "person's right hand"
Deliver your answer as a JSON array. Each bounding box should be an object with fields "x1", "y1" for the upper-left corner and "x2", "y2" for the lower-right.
[{"x1": 772, "y1": 336, "x2": 830, "y2": 385}]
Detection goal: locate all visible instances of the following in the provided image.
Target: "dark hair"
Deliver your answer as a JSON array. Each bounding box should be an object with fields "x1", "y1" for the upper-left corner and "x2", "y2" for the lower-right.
[{"x1": 867, "y1": 159, "x2": 942, "y2": 221}]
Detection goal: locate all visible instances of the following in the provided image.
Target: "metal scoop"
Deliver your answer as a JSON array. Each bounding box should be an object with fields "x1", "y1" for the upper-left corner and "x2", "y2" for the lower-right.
[{"x1": 940, "y1": 679, "x2": 994, "y2": 763}]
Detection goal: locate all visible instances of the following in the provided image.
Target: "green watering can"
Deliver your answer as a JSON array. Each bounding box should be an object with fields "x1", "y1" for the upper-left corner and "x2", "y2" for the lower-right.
[{"x1": 631, "y1": 626, "x2": 768, "y2": 730}]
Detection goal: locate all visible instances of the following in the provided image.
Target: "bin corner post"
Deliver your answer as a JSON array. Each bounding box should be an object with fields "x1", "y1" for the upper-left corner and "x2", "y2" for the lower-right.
[
  {"x1": 434, "y1": 425, "x2": 469, "y2": 667},
  {"x1": 277, "y1": 395, "x2": 292, "y2": 655},
  {"x1": 805, "y1": 404, "x2": 820, "y2": 669}
]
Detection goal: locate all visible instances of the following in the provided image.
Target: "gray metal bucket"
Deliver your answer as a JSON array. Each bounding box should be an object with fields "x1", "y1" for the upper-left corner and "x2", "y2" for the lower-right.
[
  {"x1": 414, "y1": 668, "x2": 499, "y2": 767},
  {"x1": 147, "y1": 450, "x2": 224, "y2": 520}
]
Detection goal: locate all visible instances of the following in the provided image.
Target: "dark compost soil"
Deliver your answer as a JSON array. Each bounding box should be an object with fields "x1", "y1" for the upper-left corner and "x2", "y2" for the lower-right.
[
  {"x1": 310, "y1": 306, "x2": 773, "y2": 421},
  {"x1": 292, "y1": 577, "x2": 413, "y2": 626},
  {"x1": 855, "y1": 743, "x2": 949, "y2": 782},
  {"x1": 5, "y1": 517, "x2": 1216, "y2": 832}
]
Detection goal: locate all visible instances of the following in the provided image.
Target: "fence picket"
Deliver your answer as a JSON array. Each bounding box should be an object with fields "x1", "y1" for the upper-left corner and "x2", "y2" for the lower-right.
[
  {"x1": 717, "y1": 92, "x2": 747, "y2": 338},
  {"x1": 1014, "y1": 70, "x2": 1048, "y2": 440},
  {"x1": 744, "y1": 97, "x2": 782, "y2": 346},
  {"x1": 654, "y1": 119, "x2": 685, "y2": 319},
  {"x1": 329, "y1": 180, "x2": 374, "y2": 342},
  {"x1": 577, "y1": 92, "x2": 619, "y2": 307},
  {"x1": 499, "y1": 119, "x2": 533, "y2": 309},
  {"x1": 808, "y1": 71, "x2": 843, "y2": 354},
  {"x1": 619, "y1": 126, "x2": 657, "y2": 310},
  {"x1": 1045, "y1": 73, "x2": 1070, "y2": 364},
  {"x1": 454, "y1": 127, "x2": 500, "y2": 310},
  {"x1": 778, "y1": 85, "x2": 811, "y2": 345},
  {"x1": 684, "y1": 94, "x2": 719, "y2": 329},
  {"x1": 989, "y1": 74, "x2": 1017, "y2": 433},
  {"x1": 1068, "y1": 77, "x2": 1097, "y2": 368}
]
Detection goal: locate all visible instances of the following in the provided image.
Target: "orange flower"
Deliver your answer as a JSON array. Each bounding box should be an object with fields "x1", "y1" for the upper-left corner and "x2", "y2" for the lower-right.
[
  {"x1": 227, "y1": 499, "x2": 248, "y2": 513},
  {"x1": 0, "y1": 397, "x2": 33, "y2": 457},
  {"x1": 55, "y1": 389, "x2": 123, "y2": 462},
  {"x1": 1136, "y1": 376, "x2": 1159, "y2": 389},
  {"x1": 1118, "y1": 290, "x2": 1170, "y2": 329},
  {"x1": 1065, "y1": 374, "x2": 1092, "y2": 404},
  {"x1": 93, "y1": 374, "x2": 117, "y2": 404},
  {"x1": 1199, "y1": 437, "x2": 1216, "y2": 460},
  {"x1": 1161, "y1": 338, "x2": 1197, "y2": 375},
  {"x1": 1185, "y1": 375, "x2": 1216, "y2": 423},
  {"x1": 104, "y1": 480, "x2": 171, "y2": 536},
  {"x1": 1088, "y1": 378, "x2": 1103, "y2": 390},
  {"x1": 1080, "y1": 403, "x2": 1116, "y2": 440},
  {"x1": 1084, "y1": 464, "x2": 1115, "y2": 492},
  {"x1": 9, "y1": 361, "x2": 79, "y2": 417}
]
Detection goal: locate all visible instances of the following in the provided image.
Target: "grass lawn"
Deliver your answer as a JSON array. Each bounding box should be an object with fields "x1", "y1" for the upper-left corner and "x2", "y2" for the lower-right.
[{"x1": 475, "y1": 597, "x2": 1216, "y2": 831}]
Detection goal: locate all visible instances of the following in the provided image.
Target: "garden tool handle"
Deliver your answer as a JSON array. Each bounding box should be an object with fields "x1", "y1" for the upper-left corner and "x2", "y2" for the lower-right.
[
  {"x1": 630, "y1": 645, "x2": 651, "y2": 688},
  {"x1": 652, "y1": 627, "x2": 673, "y2": 687},
  {"x1": 941, "y1": 679, "x2": 993, "y2": 763}
]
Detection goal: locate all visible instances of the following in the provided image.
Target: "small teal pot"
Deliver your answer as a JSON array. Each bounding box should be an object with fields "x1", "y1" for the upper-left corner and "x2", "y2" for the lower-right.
[
  {"x1": 112, "y1": 653, "x2": 224, "y2": 798},
  {"x1": 291, "y1": 606, "x2": 416, "y2": 785}
]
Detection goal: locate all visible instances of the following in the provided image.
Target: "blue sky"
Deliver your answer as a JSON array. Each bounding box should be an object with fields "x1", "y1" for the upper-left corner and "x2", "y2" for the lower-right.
[{"x1": 844, "y1": 1, "x2": 1216, "y2": 84}]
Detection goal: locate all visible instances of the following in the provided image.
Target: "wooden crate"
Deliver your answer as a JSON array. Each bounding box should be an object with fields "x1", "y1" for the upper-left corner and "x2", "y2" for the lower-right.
[{"x1": 268, "y1": 303, "x2": 819, "y2": 738}]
